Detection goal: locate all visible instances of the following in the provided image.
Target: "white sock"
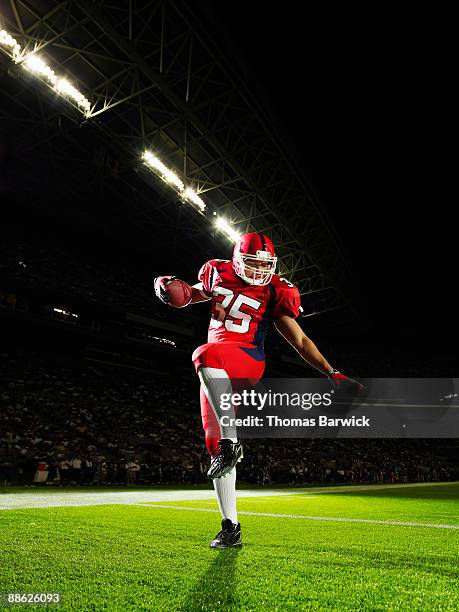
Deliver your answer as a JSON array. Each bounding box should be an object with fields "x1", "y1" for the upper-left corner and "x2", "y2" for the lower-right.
[
  {"x1": 213, "y1": 466, "x2": 238, "y2": 524},
  {"x1": 198, "y1": 367, "x2": 237, "y2": 442}
]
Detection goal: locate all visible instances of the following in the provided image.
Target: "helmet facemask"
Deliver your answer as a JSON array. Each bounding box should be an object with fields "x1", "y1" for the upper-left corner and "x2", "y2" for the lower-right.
[{"x1": 233, "y1": 251, "x2": 277, "y2": 286}]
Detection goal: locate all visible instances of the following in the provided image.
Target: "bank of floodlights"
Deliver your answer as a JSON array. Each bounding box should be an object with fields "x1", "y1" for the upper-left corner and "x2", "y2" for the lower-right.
[
  {"x1": 0, "y1": 28, "x2": 20, "y2": 58},
  {"x1": 142, "y1": 150, "x2": 206, "y2": 213},
  {"x1": 215, "y1": 217, "x2": 241, "y2": 241},
  {"x1": 0, "y1": 26, "x2": 91, "y2": 116}
]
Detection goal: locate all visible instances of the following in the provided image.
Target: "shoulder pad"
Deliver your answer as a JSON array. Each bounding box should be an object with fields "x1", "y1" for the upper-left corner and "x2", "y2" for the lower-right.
[{"x1": 271, "y1": 274, "x2": 297, "y2": 290}]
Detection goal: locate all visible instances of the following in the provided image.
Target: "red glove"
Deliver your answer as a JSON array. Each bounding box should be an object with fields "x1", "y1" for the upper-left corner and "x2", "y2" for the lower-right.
[
  {"x1": 328, "y1": 369, "x2": 365, "y2": 394},
  {"x1": 153, "y1": 275, "x2": 176, "y2": 305}
]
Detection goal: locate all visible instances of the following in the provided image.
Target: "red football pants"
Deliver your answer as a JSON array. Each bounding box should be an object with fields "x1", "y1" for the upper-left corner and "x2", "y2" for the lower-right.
[{"x1": 192, "y1": 342, "x2": 265, "y2": 456}]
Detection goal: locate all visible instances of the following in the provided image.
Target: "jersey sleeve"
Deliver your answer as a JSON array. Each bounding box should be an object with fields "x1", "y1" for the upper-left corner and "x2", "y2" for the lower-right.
[
  {"x1": 272, "y1": 285, "x2": 302, "y2": 319},
  {"x1": 197, "y1": 260, "x2": 217, "y2": 297}
]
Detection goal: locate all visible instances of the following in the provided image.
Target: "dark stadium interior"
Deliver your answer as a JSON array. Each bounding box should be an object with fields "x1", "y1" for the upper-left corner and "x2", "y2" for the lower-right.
[{"x1": 1, "y1": 1, "x2": 457, "y2": 488}]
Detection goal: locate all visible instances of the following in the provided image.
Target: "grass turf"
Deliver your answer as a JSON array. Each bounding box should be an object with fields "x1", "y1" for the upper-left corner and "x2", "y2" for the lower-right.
[{"x1": 0, "y1": 483, "x2": 458, "y2": 611}]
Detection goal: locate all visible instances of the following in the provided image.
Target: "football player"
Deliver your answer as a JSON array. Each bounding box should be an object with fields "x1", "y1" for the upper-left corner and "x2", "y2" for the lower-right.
[{"x1": 154, "y1": 233, "x2": 362, "y2": 549}]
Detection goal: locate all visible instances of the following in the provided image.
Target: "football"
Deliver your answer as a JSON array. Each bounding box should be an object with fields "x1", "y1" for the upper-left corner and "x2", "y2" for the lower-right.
[{"x1": 165, "y1": 278, "x2": 193, "y2": 308}]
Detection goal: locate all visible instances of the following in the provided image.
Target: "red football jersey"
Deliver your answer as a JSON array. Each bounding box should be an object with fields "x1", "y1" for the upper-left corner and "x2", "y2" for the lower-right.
[{"x1": 197, "y1": 259, "x2": 302, "y2": 350}]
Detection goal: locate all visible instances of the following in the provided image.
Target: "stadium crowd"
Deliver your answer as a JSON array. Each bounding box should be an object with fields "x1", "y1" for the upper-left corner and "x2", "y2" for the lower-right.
[{"x1": 1, "y1": 352, "x2": 456, "y2": 487}]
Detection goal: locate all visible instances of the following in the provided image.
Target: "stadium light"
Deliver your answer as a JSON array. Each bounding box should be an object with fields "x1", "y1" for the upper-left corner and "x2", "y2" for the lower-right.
[
  {"x1": 22, "y1": 54, "x2": 91, "y2": 114},
  {"x1": 23, "y1": 55, "x2": 57, "y2": 83},
  {"x1": 0, "y1": 26, "x2": 91, "y2": 116},
  {"x1": 153, "y1": 336, "x2": 176, "y2": 347},
  {"x1": 0, "y1": 28, "x2": 21, "y2": 59},
  {"x1": 53, "y1": 307, "x2": 79, "y2": 318},
  {"x1": 142, "y1": 150, "x2": 184, "y2": 191},
  {"x1": 142, "y1": 149, "x2": 207, "y2": 212},
  {"x1": 215, "y1": 217, "x2": 241, "y2": 241},
  {"x1": 182, "y1": 187, "x2": 206, "y2": 212},
  {"x1": 54, "y1": 77, "x2": 91, "y2": 114}
]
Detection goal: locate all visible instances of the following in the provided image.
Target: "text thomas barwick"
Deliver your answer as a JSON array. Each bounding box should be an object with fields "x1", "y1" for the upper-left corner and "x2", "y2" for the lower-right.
[{"x1": 219, "y1": 415, "x2": 371, "y2": 427}]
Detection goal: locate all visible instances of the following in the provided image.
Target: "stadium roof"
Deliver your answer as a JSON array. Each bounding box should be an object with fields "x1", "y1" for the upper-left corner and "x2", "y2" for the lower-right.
[{"x1": 0, "y1": 0, "x2": 357, "y2": 321}]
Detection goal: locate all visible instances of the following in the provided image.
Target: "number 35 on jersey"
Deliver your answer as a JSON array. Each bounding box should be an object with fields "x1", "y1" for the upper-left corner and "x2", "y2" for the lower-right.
[{"x1": 197, "y1": 259, "x2": 302, "y2": 350}]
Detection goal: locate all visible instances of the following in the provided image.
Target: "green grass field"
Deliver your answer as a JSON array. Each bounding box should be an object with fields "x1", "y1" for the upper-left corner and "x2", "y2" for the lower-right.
[{"x1": 1, "y1": 483, "x2": 458, "y2": 611}]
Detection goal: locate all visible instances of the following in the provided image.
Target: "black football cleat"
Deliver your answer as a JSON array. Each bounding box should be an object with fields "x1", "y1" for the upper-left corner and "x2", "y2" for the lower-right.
[
  {"x1": 210, "y1": 519, "x2": 242, "y2": 549},
  {"x1": 207, "y1": 439, "x2": 243, "y2": 479}
]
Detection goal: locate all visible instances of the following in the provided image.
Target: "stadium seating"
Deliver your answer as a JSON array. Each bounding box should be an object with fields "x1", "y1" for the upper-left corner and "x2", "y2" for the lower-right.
[{"x1": 1, "y1": 351, "x2": 457, "y2": 486}]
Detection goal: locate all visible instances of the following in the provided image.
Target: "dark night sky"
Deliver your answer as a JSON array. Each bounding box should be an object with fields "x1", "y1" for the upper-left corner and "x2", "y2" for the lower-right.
[{"x1": 198, "y1": 4, "x2": 456, "y2": 343}]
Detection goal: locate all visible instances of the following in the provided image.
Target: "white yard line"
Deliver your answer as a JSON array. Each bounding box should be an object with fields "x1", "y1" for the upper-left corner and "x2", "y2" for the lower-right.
[
  {"x1": 1, "y1": 482, "x2": 457, "y2": 514},
  {"x1": 0, "y1": 488, "x2": 294, "y2": 511},
  {"x1": 135, "y1": 504, "x2": 459, "y2": 530}
]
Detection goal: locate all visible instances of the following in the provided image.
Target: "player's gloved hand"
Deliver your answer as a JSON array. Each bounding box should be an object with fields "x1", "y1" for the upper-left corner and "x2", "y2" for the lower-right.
[
  {"x1": 328, "y1": 370, "x2": 365, "y2": 395},
  {"x1": 153, "y1": 275, "x2": 176, "y2": 305}
]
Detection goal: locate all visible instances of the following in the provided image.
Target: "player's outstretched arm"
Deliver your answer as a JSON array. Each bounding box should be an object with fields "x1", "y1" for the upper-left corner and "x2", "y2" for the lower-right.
[
  {"x1": 274, "y1": 315, "x2": 333, "y2": 376},
  {"x1": 275, "y1": 315, "x2": 364, "y2": 392}
]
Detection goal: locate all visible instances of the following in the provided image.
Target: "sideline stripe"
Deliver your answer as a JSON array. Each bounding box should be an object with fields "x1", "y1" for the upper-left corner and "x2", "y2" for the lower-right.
[{"x1": 134, "y1": 504, "x2": 459, "y2": 530}]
